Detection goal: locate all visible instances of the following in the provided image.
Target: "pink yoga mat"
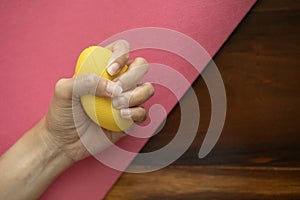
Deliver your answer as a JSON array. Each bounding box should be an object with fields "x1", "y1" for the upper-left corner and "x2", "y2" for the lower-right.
[{"x1": 0, "y1": 0, "x2": 256, "y2": 199}]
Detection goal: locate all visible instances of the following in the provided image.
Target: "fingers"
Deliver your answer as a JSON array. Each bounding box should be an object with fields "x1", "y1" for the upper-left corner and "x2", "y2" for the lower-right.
[
  {"x1": 55, "y1": 39, "x2": 153, "y2": 124},
  {"x1": 112, "y1": 82, "x2": 154, "y2": 123},
  {"x1": 120, "y1": 107, "x2": 147, "y2": 123},
  {"x1": 105, "y1": 40, "x2": 130, "y2": 76},
  {"x1": 115, "y1": 57, "x2": 149, "y2": 91},
  {"x1": 108, "y1": 56, "x2": 153, "y2": 124},
  {"x1": 54, "y1": 74, "x2": 123, "y2": 100},
  {"x1": 112, "y1": 82, "x2": 154, "y2": 109}
]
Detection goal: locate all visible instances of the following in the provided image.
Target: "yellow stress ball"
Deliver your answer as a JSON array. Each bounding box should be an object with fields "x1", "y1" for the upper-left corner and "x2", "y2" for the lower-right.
[{"x1": 75, "y1": 46, "x2": 133, "y2": 132}]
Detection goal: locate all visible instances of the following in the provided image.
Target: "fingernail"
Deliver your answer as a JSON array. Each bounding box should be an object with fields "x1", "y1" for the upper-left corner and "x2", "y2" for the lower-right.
[
  {"x1": 120, "y1": 108, "x2": 131, "y2": 120},
  {"x1": 106, "y1": 81, "x2": 123, "y2": 97},
  {"x1": 107, "y1": 63, "x2": 120, "y2": 76},
  {"x1": 112, "y1": 96, "x2": 128, "y2": 109}
]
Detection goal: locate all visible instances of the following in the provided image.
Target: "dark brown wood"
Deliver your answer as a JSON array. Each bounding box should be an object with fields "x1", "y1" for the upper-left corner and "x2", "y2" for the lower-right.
[
  {"x1": 106, "y1": 165, "x2": 300, "y2": 200},
  {"x1": 106, "y1": 0, "x2": 300, "y2": 199}
]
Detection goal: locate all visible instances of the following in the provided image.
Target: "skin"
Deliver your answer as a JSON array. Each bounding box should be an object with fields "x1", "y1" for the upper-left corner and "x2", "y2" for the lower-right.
[{"x1": 0, "y1": 40, "x2": 154, "y2": 200}]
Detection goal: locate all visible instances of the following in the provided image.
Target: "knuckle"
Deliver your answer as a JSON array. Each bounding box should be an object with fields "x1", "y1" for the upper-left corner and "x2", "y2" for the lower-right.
[
  {"x1": 114, "y1": 40, "x2": 130, "y2": 52},
  {"x1": 84, "y1": 74, "x2": 99, "y2": 89},
  {"x1": 135, "y1": 57, "x2": 149, "y2": 73},
  {"x1": 122, "y1": 52, "x2": 130, "y2": 61},
  {"x1": 113, "y1": 40, "x2": 130, "y2": 63},
  {"x1": 55, "y1": 78, "x2": 67, "y2": 92},
  {"x1": 138, "y1": 108, "x2": 147, "y2": 122},
  {"x1": 145, "y1": 83, "x2": 155, "y2": 97},
  {"x1": 135, "y1": 57, "x2": 148, "y2": 65},
  {"x1": 116, "y1": 39, "x2": 130, "y2": 48},
  {"x1": 133, "y1": 107, "x2": 147, "y2": 123},
  {"x1": 54, "y1": 78, "x2": 70, "y2": 98},
  {"x1": 55, "y1": 78, "x2": 67, "y2": 89},
  {"x1": 97, "y1": 78, "x2": 108, "y2": 95}
]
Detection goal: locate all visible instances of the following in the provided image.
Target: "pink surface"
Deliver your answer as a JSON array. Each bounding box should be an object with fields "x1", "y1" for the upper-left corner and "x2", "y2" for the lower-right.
[{"x1": 0, "y1": 0, "x2": 256, "y2": 199}]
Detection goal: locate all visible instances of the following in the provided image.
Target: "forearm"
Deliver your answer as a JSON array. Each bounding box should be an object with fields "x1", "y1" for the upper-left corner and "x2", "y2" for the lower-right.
[{"x1": 0, "y1": 118, "x2": 74, "y2": 200}]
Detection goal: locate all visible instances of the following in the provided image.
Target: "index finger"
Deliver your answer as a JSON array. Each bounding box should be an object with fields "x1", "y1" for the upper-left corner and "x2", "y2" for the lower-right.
[{"x1": 105, "y1": 40, "x2": 130, "y2": 76}]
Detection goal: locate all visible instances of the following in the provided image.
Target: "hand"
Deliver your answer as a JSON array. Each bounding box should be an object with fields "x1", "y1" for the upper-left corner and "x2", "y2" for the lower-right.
[
  {"x1": 43, "y1": 40, "x2": 154, "y2": 162},
  {"x1": 0, "y1": 40, "x2": 154, "y2": 200}
]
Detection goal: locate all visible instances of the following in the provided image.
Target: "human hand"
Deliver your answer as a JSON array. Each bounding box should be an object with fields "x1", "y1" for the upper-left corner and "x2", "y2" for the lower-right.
[{"x1": 43, "y1": 40, "x2": 154, "y2": 162}]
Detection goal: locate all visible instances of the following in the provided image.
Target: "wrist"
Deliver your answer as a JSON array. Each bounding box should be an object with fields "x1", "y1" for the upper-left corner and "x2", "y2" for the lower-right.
[
  {"x1": 0, "y1": 117, "x2": 74, "y2": 200},
  {"x1": 38, "y1": 117, "x2": 75, "y2": 165}
]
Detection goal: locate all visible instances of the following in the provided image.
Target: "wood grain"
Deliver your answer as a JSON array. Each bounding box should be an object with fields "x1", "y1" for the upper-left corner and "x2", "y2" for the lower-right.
[
  {"x1": 140, "y1": 0, "x2": 300, "y2": 167},
  {"x1": 106, "y1": 165, "x2": 300, "y2": 200},
  {"x1": 106, "y1": 0, "x2": 300, "y2": 199}
]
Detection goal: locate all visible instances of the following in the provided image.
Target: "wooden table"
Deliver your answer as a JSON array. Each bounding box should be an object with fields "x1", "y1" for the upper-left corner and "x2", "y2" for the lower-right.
[{"x1": 106, "y1": 1, "x2": 300, "y2": 199}]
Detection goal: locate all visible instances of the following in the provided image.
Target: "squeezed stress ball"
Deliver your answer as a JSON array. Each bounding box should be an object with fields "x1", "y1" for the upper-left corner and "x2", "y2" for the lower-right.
[{"x1": 75, "y1": 46, "x2": 133, "y2": 132}]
